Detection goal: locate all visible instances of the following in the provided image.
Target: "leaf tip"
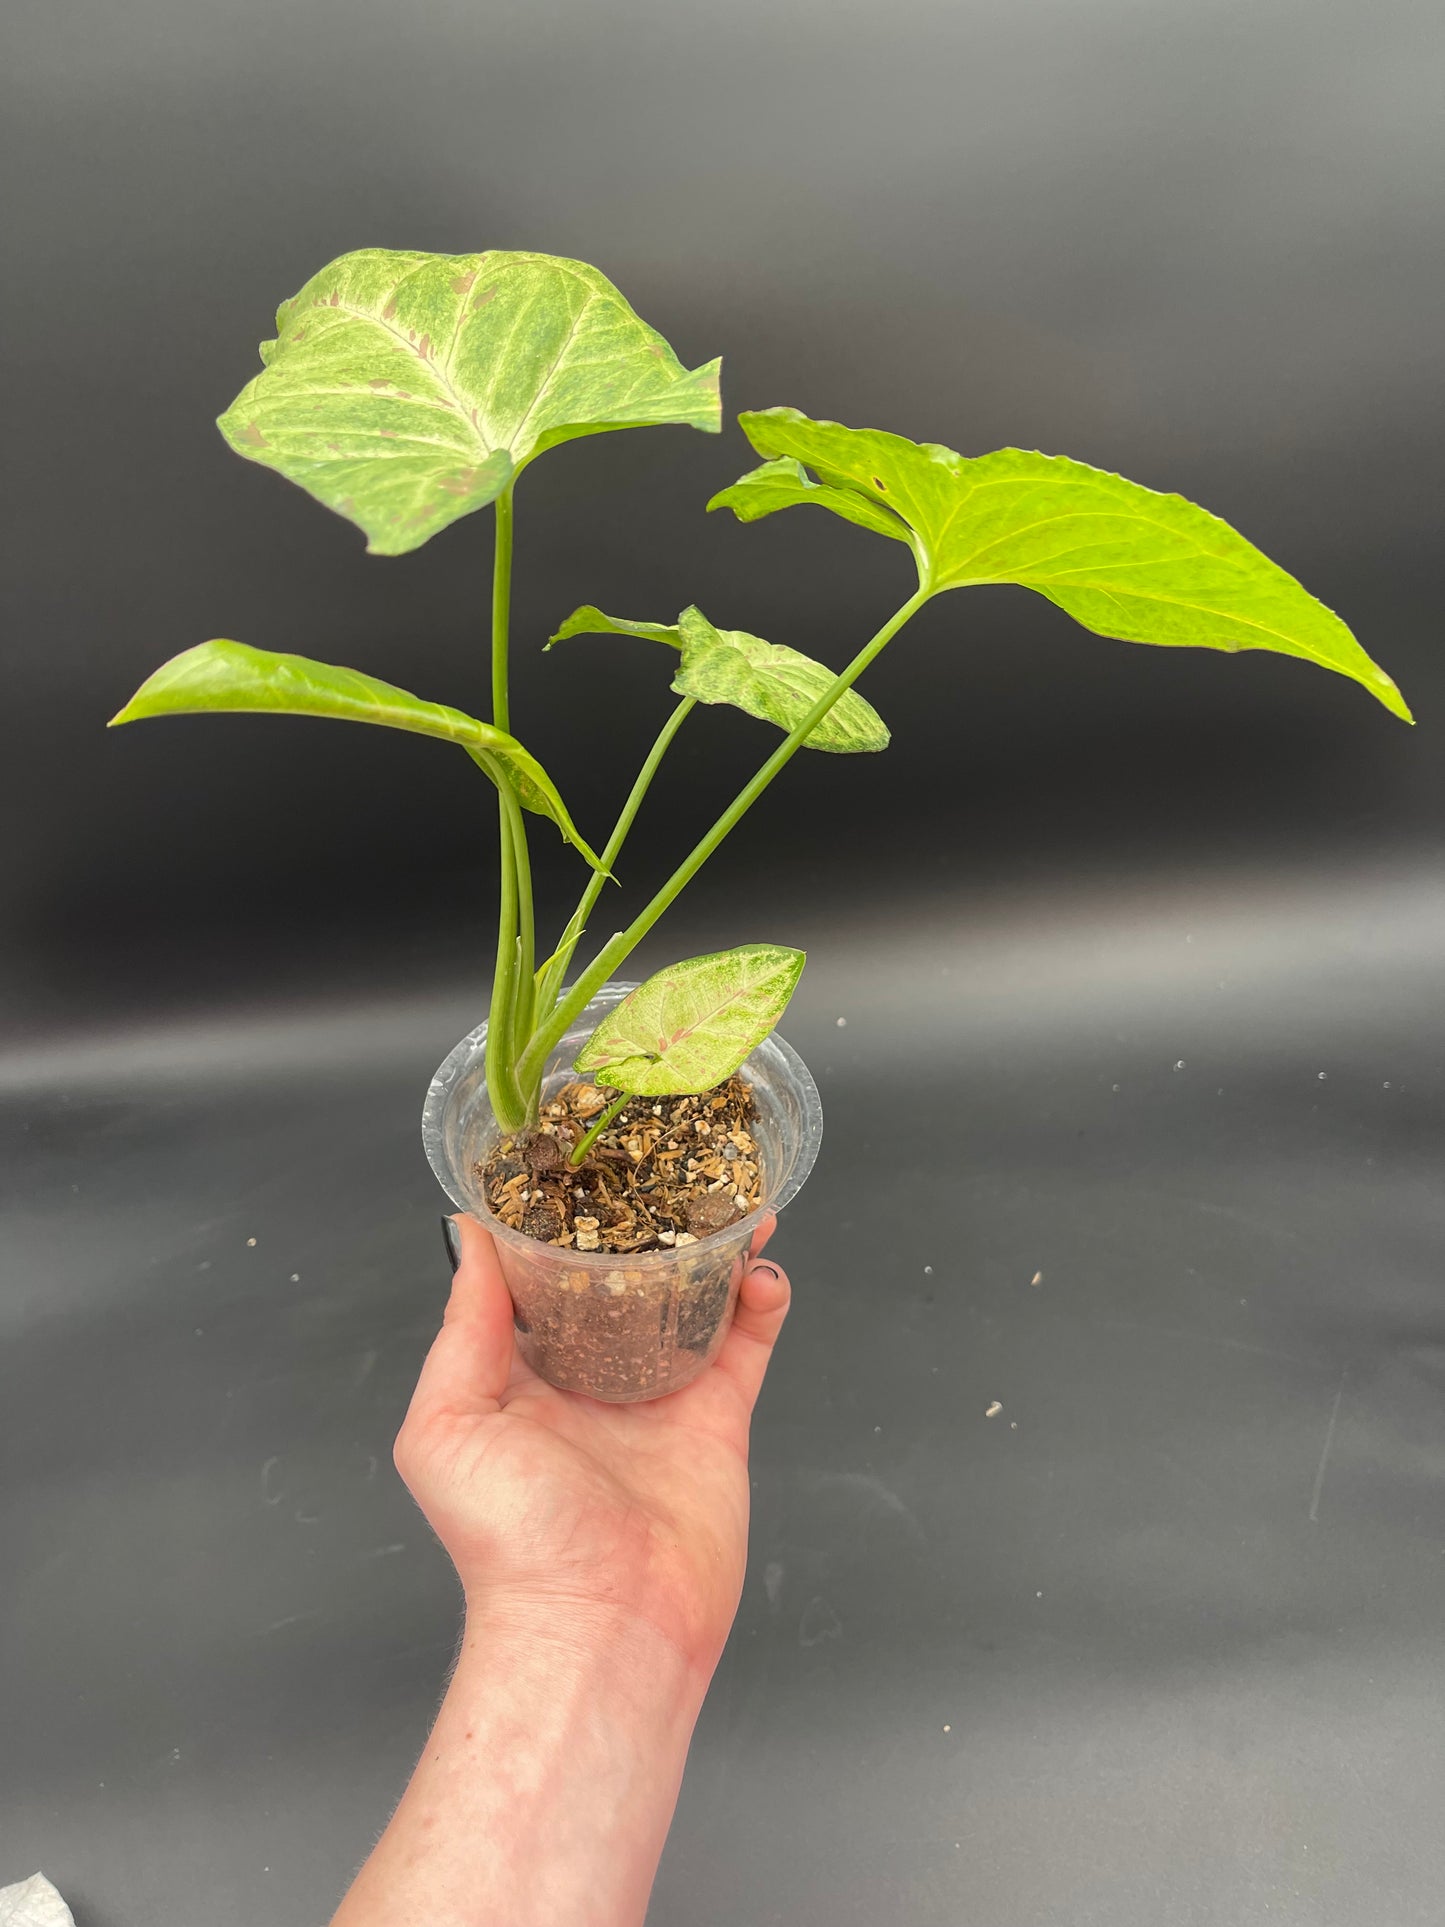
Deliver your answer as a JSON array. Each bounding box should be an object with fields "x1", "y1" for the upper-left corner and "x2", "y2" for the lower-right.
[{"x1": 1368, "y1": 669, "x2": 1413, "y2": 723}]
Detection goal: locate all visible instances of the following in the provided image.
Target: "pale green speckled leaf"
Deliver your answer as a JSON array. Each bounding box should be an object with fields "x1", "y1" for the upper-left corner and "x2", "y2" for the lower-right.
[
  {"x1": 574, "y1": 944, "x2": 805, "y2": 1095},
  {"x1": 110, "y1": 639, "x2": 605, "y2": 868},
  {"x1": 672, "y1": 607, "x2": 889, "y2": 751},
  {"x1": 713, "y1": 408, "x2": 1410, "y2": 722},
  {"x1": 548, "y1": 604, "x2": 889, "y2": 752},
  {"x1": 219, "y1": 249, "x2": 722, "y2": 555}
]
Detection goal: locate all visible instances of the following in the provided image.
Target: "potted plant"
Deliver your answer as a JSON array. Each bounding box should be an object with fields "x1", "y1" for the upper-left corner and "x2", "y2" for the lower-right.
[{"x1": 112, "y1": 247, "x2": 1409, "y2": 1402}]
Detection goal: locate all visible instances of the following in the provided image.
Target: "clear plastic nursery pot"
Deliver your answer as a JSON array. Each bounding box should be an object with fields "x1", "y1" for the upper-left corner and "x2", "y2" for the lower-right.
[{"x1": 422, "y1": 983, "x2": 823, "y2": 1403}]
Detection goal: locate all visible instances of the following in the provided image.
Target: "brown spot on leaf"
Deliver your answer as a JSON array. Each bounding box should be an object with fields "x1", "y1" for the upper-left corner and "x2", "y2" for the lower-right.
[
  {"x1": 417, "y1": 333, "x2": 431, "y2": 359},
  {"x1": 240, "y1": 422, "x2": 267, "y2": 448},
  {"x1": 328, "y1": 291, "x2": 340, "y2": 307},
  {"x1": 472, "y1": 286, "x2": 499, "y2": 309},
  {"x1": 382, "y1": 296, "x2": 399, "y2": 321},
  {"x1": 451, "y1": 271, "x2": 476, "y2": 296},
  {"x1": 379, "y1": 428, "x2": 398, "y2": 438},
  {"x1": 438, "y1": 468, "x2": 480, "y2": 495},
  {"x1": 369, "y1": 377, "x2": 391, "y2": 390}
]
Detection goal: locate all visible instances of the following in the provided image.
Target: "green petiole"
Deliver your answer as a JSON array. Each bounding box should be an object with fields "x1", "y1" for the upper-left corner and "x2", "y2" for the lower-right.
[
  {"x1": 480, "y1": 483, "x2": 533, "y2": 1134},
  {"x1": 515, "y1": 584, "x2": 931, "y2": 1095},
  {"x1": 566, "y1": 1088, "x2": 631, "y2": 1168},
  {"x1": 531, "y1": 694, "x2": 698, "y2": 1030}
]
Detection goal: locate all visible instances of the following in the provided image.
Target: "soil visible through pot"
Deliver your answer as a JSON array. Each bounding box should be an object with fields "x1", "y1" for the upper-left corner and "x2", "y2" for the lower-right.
[{"x1": 479, "y1": 1076, "x2": 764, "y2": 1255}]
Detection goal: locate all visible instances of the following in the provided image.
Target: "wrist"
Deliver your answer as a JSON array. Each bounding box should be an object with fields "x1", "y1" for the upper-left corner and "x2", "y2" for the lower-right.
[{"x1": 459, "y1": 1589, "x2": 714, "y2": 1711}]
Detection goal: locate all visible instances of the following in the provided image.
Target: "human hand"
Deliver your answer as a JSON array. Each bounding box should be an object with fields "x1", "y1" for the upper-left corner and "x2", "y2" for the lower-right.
[{"x1": 393, "y1": 1214, "x2": 791, "y2": 1677}]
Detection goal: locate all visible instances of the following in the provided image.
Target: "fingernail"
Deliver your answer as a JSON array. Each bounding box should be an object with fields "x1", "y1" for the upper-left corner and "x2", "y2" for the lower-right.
[
  {"x1": 748, "y1": 1261, "x2": 781, "y2": 1282},
  {"x1": 441, "y1": 1215, "x2": 462, "y2": 1275}
]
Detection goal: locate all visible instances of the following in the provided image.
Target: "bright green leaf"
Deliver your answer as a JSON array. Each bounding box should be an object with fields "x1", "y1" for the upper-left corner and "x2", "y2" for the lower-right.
[
  {"x1": 707, "y1": 455, "x2": 912, "y2": 544},
  {"x1": 219, "y1": 249, "x2": 722, "y2": 555},
  {"x1": 574, "y1": 944, "x2": 806, "y2": 1095},
  {"x1": 109, "y1": 639, "x2": 606, "y2": 869},
  {"x1": 547, "y1": 606, "x2": 684, "y2": 652},
  {"x1": 548, "y1": 603, "x2": 890, "y2": 752},
  {"x1": 713, "y1": 408, "x2": 1410, "y2": 722}
]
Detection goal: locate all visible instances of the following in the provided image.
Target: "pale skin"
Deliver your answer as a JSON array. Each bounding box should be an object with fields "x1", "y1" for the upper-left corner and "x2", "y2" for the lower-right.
[{"x1": 331, "y1": 1211, "x2": 792, "y2": 1927}]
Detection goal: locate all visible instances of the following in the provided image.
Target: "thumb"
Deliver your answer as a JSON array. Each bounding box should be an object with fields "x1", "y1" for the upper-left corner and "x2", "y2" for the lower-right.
[
  {"x1": 713, "y1": 1241, "x2": 791, "y2": 1409},
  {"x1": 401, "y1": 1215, "x2": 517, "y2": 1434}
]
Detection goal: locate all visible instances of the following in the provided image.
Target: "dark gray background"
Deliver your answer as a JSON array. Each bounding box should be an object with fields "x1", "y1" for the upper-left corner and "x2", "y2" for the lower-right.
[{"x1": 3, "y1": 1, "x2": 1443, "y2": 1922}]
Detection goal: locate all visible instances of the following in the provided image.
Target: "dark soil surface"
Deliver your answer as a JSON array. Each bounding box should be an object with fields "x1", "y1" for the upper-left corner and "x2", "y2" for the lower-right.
[{"x1": 478, "y1": 1076, "x2": 764, "y2": 1255}]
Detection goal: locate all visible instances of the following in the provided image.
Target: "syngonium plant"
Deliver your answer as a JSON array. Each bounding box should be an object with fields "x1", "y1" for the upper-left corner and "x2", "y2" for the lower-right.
[{"x1": 112, "y1": 247, "x2": 1410, "y2": 1164}]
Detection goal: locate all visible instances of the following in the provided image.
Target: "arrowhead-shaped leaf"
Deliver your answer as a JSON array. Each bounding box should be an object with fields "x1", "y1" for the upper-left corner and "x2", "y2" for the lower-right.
[
  {"x1": 711, "y1": 408, "x2": 1410, "y2": 722},
  {"x1": 219, "y1": 249, "x2": 722, "y2": 556},
  {"x1": 548, "y1": 604, "x2": 890, "y2": 752},
  {"x1": 573, "y1": 944, "x2": 806, "y2": 1095},
  {"x1": 110, "y1": 640, "x2": 606, "y2": 869}
]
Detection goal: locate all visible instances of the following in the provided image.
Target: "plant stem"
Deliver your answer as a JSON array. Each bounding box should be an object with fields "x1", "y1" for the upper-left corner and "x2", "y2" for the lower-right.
[
  {"x1": 491, "y1": 487, "x2": 514, "y2": 731},
  {"x1": 502, "y1": 778, "x2": 536, "y2": 1065},
  {"x1": 517, "y1": 585, "x2": 932, "y2": 1089},
  {"x1": 482, "y1": 485, "x2": 530, "y2": 1132},
  {"x1": 533, "y1": 696, "x2": 697, "y2": 1023},
  {"x1": 484, "y1": 780, "x2": 526, "y2": 1130},
  {"x1": 567, "y1": 1088, "x2": 631, "y2": 1168}
]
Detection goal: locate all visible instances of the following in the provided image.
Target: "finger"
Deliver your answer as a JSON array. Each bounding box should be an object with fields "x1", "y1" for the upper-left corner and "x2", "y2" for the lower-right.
[
  {"x1": 748, "y1": 1211, "x2": 777, "y2": 1261},
  {"x1": 712, "y1": 1255, "x2": 791, "y2": 1408},
  {"x1": 402, "y1": 1215, "x2": 517, "y2": 1433}
]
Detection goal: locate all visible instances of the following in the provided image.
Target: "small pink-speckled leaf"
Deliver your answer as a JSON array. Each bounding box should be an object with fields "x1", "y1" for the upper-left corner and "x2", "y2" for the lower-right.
[{"x1": 574, "y1": 944, "x2": 805, "y2": 1095}]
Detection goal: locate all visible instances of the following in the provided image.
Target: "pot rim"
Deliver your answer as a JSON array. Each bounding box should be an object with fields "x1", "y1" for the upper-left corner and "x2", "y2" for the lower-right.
[{"x1": 421, "y1": 980, "x2": 823, "y2": 1269}]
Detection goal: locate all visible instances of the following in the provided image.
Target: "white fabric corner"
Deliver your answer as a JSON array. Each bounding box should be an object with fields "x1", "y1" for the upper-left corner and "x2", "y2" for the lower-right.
[{"x1": 0, "y1": 1875, "x2": 76, "y2": 1927}]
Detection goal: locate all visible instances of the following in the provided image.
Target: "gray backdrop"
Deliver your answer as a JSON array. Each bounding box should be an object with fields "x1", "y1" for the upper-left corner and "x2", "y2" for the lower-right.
[{"x1": 3, "y1": 2, "x2": 1443, "y2": 1922}]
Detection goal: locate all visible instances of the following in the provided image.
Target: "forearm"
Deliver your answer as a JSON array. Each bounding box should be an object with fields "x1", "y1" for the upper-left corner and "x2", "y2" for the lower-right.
[{"x1": 331, "y1": 1602, "x2": 710, "y2": 1927}]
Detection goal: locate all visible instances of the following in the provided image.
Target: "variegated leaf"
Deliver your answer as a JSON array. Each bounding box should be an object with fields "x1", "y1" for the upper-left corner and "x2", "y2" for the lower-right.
[
  {"x1": 220, "y1": 249, "x2": 721, "y2": 554},
  {"x1": 548, "y1": 604, "x2": 889, "y2": 751},
  {"x1": 574, "y1": 944, "x2": 805, "y2": 1095}
]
